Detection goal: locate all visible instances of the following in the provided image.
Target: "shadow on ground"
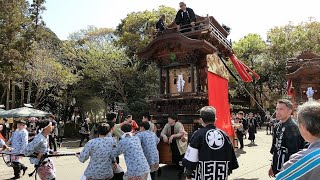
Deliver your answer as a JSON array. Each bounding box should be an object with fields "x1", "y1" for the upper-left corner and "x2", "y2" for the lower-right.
[
  {"x1": 235, "y1": 148, "x2": 247, "y2": 158},
  {"x1": 245, "y1": 143, "x2": 258, "y2": 147},
  {"x1": 64, "y1": 146, "x2": 82, "y2": 150},
  {"x1": 158, "y1": 164, "x2": 185, "y2": 180}
]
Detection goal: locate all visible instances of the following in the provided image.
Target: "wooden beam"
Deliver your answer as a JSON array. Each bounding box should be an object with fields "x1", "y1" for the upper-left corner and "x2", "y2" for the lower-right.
[
  {"x1": 166, "y1": 68, "x2": 170, "y2": 94},
  {"x1": 190, "y1": 63, "x2": 195, "y2": 93}
]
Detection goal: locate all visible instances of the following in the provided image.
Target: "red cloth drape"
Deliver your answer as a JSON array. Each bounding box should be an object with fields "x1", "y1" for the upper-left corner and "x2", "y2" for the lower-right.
[
  {"x1": 0, "y1": 133, "x2": 4, "y2": 141},
  {"x1": 207, "y1": 72, "x2": 234, "y2": 137},
  {"x1": 230, "y1": 54, "x2": 252, "y2": 82},
  {"x1": 229, "y1": 54, "x2": 260, "y2": 82}
]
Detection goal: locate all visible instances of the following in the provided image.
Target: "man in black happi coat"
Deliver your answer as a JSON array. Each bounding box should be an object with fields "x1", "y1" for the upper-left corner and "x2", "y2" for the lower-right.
[
  {"x1": 269, "y1": 99, "x2": 305, "y2": 177},
  {"x1": 175, "y1": 2, "x2": 196, "y2": 32},
  {"x1": 183, "y1": 106, "x2": 239, "y2": 180}
]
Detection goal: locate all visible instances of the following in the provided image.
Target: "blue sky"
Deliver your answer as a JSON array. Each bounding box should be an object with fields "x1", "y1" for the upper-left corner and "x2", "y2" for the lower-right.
[{"x1": 42, "y1": 0, "x2": 320, "y2": 41}]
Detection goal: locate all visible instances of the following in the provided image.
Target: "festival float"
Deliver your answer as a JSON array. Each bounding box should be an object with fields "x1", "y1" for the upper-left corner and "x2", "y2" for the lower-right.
[
  {"x1": 138, "y1": 15, "x2": 259, "y2": 164},
  {"x1": 286, "y1": 51, "x2": 320, "y2": 106}
]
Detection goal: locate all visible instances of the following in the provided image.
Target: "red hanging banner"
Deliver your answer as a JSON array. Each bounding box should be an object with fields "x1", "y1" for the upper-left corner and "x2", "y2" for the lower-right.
[
  {"x1": 229, "y1": 54, "x2": 260, "y2": 82},
  {"x1": 207, "y1": 72, "x2": 234, "y2": 137}
]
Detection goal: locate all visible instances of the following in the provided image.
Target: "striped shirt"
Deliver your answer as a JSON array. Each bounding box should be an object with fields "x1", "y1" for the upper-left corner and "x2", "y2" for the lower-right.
[{"x1": 276, "y1": 140, "x2": 320, "y2": 180}]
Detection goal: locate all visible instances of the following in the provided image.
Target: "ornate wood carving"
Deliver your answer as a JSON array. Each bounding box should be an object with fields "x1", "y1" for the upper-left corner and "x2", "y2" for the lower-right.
[
  {"x1": 286, "y1": 51, "x2": 320, "y2": 101},
  {"x1": 149, "y1": 94, "x2": 208, "y2": 121},
  {"x1": 287, "y1": 51, "x2": 320, "y2": 83},
  {"x1": 138, "y1": 32, "x2": 217, "y2": 66}
]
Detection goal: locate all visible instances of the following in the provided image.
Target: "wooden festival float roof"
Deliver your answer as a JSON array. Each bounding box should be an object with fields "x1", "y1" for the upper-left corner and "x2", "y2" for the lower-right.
[
  {"x1": 138, "y1": 30, "x2": 216, "y2": 65},
  {"x1": 286, "y1": 51, "x2": 320, "y2": 100},
  {"x1": 138, "y1": 15, "x2": 233, "y2": 63}
]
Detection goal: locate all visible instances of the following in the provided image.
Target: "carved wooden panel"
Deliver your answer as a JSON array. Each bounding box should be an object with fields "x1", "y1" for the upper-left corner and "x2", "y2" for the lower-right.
[
  {"x1": 287, "y1": 52, "x2": 320, "y2": 102},
  {"x1": 169, "y1": 67, "x2": 196, "y2": 94}
]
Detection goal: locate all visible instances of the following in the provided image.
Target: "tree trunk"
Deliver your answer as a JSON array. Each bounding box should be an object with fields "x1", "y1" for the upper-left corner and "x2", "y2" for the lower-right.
[
  {"x1": 21, "y1": 78, "x2": 25, "y2": 107},
  {"x1": 11, "y1": 81, "x2": 16, "y2": 108},
  {"x1": 6, "y1": 80, "x2": 10, "y2": 110},
  {"x1": 250, "y1": 94, "x2": 255, "y2": 108},
  {"x1": 34, "y1": 87, "x2": 40, "y2": 108},
  {"x1": 27, "y1": 81, "x2": 32, "y2": 103},
  {"x1": 260, "y1": 82, "x2": 263, "y2": 107},
  {"x1": 1, "y1": 87, "x2": 6, "y2": 104}
]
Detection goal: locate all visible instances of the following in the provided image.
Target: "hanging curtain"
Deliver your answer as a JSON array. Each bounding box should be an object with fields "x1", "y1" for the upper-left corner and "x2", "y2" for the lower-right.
[{"x1": 207, "y1": 72, "x2": 234, "y2": 137}]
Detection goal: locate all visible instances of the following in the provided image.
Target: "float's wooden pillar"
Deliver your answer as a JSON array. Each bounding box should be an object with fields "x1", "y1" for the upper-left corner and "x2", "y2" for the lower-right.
[
  {"x1": 190, "y1": 63, "x2": 195, "y2": 93},
  {"x1": 196, "y1": 65, "x2": 200, "y2": 92},
  {"x1": 159, "y1": 67, "x2": 163, "y2": 94},
  {"x1": 166, "y1": 68, "x2": 170, "y2": 94},
  {"x1": 296, "y1": 80, "x2": 301, "y2": 104}
]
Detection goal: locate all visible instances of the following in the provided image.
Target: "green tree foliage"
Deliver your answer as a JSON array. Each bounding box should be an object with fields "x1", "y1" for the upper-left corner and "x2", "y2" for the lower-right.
[
  {"x1": 268, "y1": 18, "x2": 320, "y2": 59},
  {"x1": 0, "y1": 0, "x2": 29, "y2": 72},
  {"x1": 231, "y1": 19, "x2": 320, "y2": 109},
  {"x1": 0, "y1": 0, "x2": 78, "y2": 112},
  {"x1": 29, "y1": 0, "x2": 46, "y2": 27},
  {"x1": 232, "y1": 34, "x2": 267, "y2": 108},
  {"x1": 0, "y1": 0, "x2": 31, "y2": 108},
  {"x1": 266, "y1": 19, "x2": 320, "y2": 100},
  {"x1": 116, "y1": 6, "x2": 176, "y2": 58},
  {"x1": 63, "y1": 26, "x2": 159, "y2": 117},
  {"x1": 27, "y1": 42, "x2": 78, "y2": 108}
]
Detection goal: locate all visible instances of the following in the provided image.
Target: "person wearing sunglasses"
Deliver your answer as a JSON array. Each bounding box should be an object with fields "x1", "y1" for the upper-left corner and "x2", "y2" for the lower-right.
[{"x1": 175, "y1": 2, "x2": 196, "y2": 33}]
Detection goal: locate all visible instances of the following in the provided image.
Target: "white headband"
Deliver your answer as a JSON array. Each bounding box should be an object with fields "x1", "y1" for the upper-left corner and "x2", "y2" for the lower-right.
[{"x1": 43, "y1": 122, "x2": 52, "y2": 130}]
